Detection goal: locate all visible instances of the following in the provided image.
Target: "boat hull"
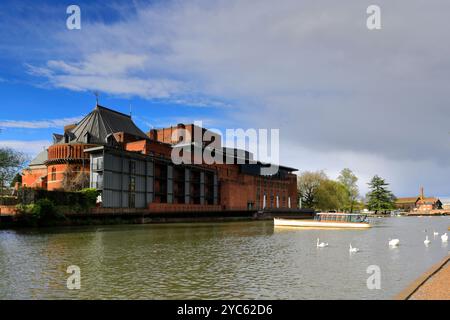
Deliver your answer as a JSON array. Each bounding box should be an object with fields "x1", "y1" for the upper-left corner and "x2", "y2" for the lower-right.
[{"x1": 274, "y1": 218, "x2": 371, "y2": 229}]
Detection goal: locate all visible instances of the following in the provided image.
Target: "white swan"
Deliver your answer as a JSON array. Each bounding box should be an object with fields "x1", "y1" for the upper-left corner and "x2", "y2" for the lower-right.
[
  {"x1": 441, "y1": 233, "x2": 448, "y2": 243},
  {"x1": 388, "y1": 239, "x2": 400, "y2": 247},
  {"x1": 424, "y1": 236, "x2": 430, "y2": 245},
  {"x1": 433, "y1": 231, "x2": 439, "y2": 236},
  {"x1": 317, "y1": 238, "x2": 328, "y2": 248},
  {"x1": 349, "y1": 244, "x2": 359, "y2": 253}
]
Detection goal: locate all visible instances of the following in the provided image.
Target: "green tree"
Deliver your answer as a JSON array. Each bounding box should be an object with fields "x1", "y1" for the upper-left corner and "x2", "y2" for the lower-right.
[
  {"x1": 10, "y1": 173, "x2": 22, "y2": 188},
  {"x1": 315, "y1": 180, "x2": 349, "y2": 211},
  {"x1": 0, "y1": 148, "x2": 27, "y2": 195},
  {"x1": 366, "y1": 175, "x2": 396, "y2": 214},
  {"x1": 297, "y1": 170, "x2": 327, "y2": 208},
  {"x1": 337, "y1": 168, "x2": 359, "y2": 212}
]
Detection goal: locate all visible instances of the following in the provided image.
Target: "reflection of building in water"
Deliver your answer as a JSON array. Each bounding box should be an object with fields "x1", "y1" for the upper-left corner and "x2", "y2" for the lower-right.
[
  {"x1": 395, "y1": 187, "x2": 442, "y2": 212},
  {"x1": 22, "y1": 105, "x2": 298, "y2": 212}
]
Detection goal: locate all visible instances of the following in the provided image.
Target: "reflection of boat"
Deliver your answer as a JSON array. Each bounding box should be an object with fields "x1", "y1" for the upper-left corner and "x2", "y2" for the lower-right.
[{"x1": 274, "y1": 213, "x2": 371, "y2": 229}]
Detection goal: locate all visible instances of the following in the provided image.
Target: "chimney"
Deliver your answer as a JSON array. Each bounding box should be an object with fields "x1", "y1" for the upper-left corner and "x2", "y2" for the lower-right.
[
  {"x1": 148, "y1": 129, "x2": 158, "y2": 141},
  {"x1": 420, "y1": 186, "x2": 424, "y2": 200}
]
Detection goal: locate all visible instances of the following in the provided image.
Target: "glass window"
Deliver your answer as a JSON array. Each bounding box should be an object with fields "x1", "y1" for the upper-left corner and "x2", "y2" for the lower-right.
[
  {"x1": 51, "y1": 168, "x2": 56, "y2": 181},
  {"x1": 129, "y1": 177, "x2": 136, "y2": 192},
  {"x1": 129, "y1": 161, "x2": 136, "y2": 175}
]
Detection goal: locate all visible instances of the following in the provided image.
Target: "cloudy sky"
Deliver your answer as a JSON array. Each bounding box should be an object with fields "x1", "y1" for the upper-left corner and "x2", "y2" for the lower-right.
[{"x1": 0, "y1": 0, "x2": 449, "y2": 197}]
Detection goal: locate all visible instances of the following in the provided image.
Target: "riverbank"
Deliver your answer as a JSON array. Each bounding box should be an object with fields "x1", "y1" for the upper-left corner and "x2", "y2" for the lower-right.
[
  {"x1": 395, "y1": 254, "x2": 450, "y2": 300},
  {"x1": 0, "y1": 208, "x2": 315, "y2": 229}
]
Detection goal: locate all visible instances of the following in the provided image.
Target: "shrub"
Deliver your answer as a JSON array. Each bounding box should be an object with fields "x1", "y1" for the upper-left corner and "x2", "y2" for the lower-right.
[
  {"x1": 0, "y1": 196, "x2": 18, "y2": 205},
  {"x1": 16, "y1": 199, "x2": 65, "y2": 226},
  {"x1": 79, "y1": 188, "x2": 100, "y2": 208}
]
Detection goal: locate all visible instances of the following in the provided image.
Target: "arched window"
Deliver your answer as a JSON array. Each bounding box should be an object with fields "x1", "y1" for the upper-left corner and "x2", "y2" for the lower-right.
[{"x1": 51, "y1": 168, "x2": 57, "y2": 181}]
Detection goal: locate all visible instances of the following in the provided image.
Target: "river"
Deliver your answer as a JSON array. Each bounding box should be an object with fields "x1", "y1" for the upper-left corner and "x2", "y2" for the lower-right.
[{"x1": 0, "y1": 216, "x2": 448, "y2": 299}]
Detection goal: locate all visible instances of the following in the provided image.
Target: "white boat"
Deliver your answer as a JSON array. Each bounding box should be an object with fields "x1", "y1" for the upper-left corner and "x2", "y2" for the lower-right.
[{"x1": 274, "y1": 213, "x2": 371, "y2": 229}]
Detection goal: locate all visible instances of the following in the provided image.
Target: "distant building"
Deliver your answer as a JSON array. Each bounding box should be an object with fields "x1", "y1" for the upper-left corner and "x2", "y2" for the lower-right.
[
  {"x1": 395, "y1": 187, "x2": 442, "y2": 212},
  {"x1": 22, "y1": 150, "x2": 48, "y2": 189},
  {"x1": 438, "y1": 197, "x2": 450, "y2": 211},
  {"x1": 22, "y1": 105, "x2": 298, "y2": 211}
]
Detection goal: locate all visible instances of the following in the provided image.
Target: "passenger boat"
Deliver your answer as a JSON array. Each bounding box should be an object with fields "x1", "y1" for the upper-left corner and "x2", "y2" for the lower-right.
[{"x1": 274, "y1": 212, "x2": 371, "y2": 229}]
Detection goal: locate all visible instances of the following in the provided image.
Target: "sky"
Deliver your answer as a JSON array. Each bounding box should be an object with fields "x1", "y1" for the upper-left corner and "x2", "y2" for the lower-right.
[{"x1": 0, "y1": 0, "x2": 449, "y2": 197}]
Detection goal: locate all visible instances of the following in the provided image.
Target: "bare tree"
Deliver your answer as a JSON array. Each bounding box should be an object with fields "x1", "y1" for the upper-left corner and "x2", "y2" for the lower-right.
[
  {"x1": 0, "y1": 148, "x2": 27, "y2": 196},
  {"x1": 62, "y1": 166, "x2": 89, "y2": 191}
]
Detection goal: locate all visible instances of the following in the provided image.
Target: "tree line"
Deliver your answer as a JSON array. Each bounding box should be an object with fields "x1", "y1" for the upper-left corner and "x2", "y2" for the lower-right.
[{"x1": 297, "y1": 168, "x2": 396, "y2": 213}]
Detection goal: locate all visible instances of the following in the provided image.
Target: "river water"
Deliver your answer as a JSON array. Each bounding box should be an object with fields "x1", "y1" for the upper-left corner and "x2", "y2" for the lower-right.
[{"x1": 0, "y1": 216, "x2": 448, "y2": 300}]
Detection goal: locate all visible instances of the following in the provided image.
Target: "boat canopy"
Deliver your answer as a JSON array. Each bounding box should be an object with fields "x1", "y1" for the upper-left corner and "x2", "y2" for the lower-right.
[
  {"x1": 315, "y1": 212, "x2": 368, "y2": 223},
  {"x1": 316, "y1": 213, "x2": 366, "y2": 216}
]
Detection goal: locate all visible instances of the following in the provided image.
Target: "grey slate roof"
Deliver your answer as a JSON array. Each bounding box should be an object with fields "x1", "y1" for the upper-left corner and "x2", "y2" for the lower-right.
[
  {"x1": 65, "y1": 105, "x2": 148, "y2": 145},
  {"x1": 29, "y1": 150, "x2": 48, "y2": 166}
]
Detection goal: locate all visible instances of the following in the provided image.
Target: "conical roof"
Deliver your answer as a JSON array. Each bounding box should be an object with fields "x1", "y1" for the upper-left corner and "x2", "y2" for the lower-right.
[{"x1": 67, "y1": 105, "x2": 148, "y2": 144}]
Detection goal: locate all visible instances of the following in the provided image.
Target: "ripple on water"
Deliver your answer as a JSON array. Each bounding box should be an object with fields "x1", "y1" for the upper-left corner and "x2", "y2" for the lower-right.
[{"x1": 0, "y1": 217, "x2": 449, "y2": 299}]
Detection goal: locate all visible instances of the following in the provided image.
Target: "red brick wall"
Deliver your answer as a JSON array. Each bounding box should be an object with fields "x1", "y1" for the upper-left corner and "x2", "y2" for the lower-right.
[
  {"x1": 153, "y1": 124, "x2": 221, "y2": 148},
  {"x1": 47, "y1": 163, "x2": 90, "y2": 191},
  {"x1": 213, "y1": 163, "x2": 297, "y2": 210},
  {"x1": 0, "y1": 205, "x2": 18, "y2": 216},
  {"x1": 22, "y1": 166, "x2": 48, "y2": 189}
]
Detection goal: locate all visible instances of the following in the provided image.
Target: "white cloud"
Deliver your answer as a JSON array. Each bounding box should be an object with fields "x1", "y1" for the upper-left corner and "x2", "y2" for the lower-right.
[
  {"x1": 21, "y1": 0, "x2": 450, "y2": 195},
  {"x1": 0, "y1": 140, "x2": 51, "y2": 156},
  {"x1": 27, "y1": 52, "x2": 184, "y2": 99},
  {"x1": 0, "y1": 117, "x2": 82, "y2": 129}
]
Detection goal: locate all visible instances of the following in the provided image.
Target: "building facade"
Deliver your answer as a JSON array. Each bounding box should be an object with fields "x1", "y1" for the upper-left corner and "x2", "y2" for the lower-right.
[
  {"x1": 23, "y1": 105, "x2": 299, "y2": 211},
  {"x1": 395, "y1": 187, "x2": 442, "y2": 212}
]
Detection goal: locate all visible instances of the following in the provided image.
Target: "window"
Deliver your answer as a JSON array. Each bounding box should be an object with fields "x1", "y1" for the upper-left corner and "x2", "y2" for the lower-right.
[
  {"x1": 84, "y1": 132, "x2": 91, "y2": 144},
  {"x1": 51, "y1": 168, "x2": 56, "y2": 181},
  {"x1": 95, "y1": 174, "x2": 103, "y2": 189},
  {"x1": 129, "y1": 161, "x2": 136, "y2": 175},
  {"x1": 93, "y1": 157, "x2": 104, "y2": 171},
  {"x1": 129, "y1": 193, "x2": 136, "y2": 208},
  {"x1": 129, "y1": 176, "x2": 136, "y2": 192}
]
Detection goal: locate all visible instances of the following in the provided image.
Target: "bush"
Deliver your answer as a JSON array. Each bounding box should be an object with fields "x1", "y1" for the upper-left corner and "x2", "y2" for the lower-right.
[
  {"x1": 16, "y1": 198, "x2": 65, "y2": 226},
  {"x1": 0, "y1": 196, "x2": 18, "y2": 205},
  {"x1": 79, "y1": 188, "x2": 100, "y2": 208}
]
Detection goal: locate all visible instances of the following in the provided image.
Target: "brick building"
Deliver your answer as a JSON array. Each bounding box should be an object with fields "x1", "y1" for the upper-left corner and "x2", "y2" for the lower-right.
[
  {"x1": 395, "y1": 187, "x2": 442, "y2": 212},
  {"x1": 22, "y1": 105, "x2": 298, "y2": 211}
]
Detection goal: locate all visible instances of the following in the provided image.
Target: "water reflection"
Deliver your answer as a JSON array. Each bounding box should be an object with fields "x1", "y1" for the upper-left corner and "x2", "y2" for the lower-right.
[{"x1": 0, "y1": 217, "x2": 449, "y2": 299}]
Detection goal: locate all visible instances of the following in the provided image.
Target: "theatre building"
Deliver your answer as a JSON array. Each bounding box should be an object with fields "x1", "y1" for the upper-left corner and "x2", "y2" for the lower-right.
[{"x1": 22, "y1": 105, "x2": 298, "y2": 212}]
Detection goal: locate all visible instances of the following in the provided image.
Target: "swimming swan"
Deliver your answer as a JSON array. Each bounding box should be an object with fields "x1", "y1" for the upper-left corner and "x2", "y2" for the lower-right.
[
  {"x1": 349, "y1": 244, "x2": 359, "y2": 253},
  {"x1": 388, "y1": 239, "x2": 400, "y2": 247},
  {"x1": 317, "y1": 238, "x2": 328, "y2": 248}
]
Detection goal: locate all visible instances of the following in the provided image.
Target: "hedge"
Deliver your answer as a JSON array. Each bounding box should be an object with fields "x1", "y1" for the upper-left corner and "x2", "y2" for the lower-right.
[{"x1": 18, "y1": 188, "x2": 98, "y2": 208}]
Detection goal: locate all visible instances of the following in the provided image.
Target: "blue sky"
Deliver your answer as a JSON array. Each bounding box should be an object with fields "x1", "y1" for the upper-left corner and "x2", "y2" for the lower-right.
[
  {"x1": 0, "y1": 0, "x2": 228, "y2": 152},
  {"x1": 1, "y1": 0, "x2": 450, "y2": 197}
]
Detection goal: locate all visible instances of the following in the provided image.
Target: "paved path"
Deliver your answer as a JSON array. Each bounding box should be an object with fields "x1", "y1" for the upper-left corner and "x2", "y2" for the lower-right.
[
  {"x1": 410, "y1": 259, "x2": 450, "y2": 300},
  {"x1": 396, "y1": 255, "x2": 450, "y2": 300}
]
